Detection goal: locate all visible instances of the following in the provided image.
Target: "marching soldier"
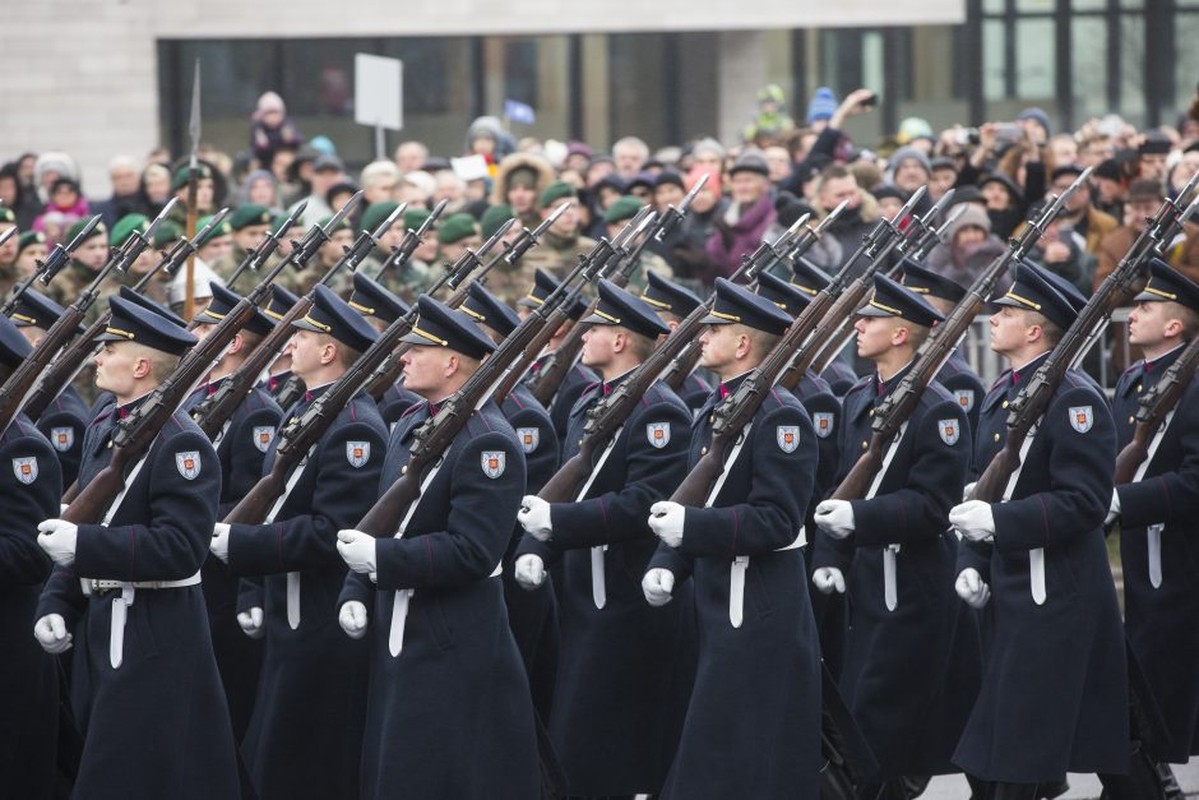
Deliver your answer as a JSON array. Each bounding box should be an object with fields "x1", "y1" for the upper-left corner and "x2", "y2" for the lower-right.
[
  {"x1": 517, "y1": 268, "x2": 598, "y2": 448},
  {"x1": 335, "y1": 295, "x2": 540, "y2": 798},
  {"x1": 0, "y1": 315, "x2": 62, "y2": 798},
  {"x1": 34, "y1": 295, "x2": 240, "y2": 798},
  {"x1": 639, "y1": 270, "x2": 713, "y2": 412},
  {"x1": 514, "y1": 279, "x2": 693, "y2": 797},
  {"x1": 643, "y1": 279, "x2": 823, "y2": 798},
  {"x1": 211, "y1": 284, "x2": 387, "y2": 800},
  {"x1": 183, "y1": 281, "x2": 284, "y2": 740},
  {"x1": 10, "y1": 290, "x2": 90, "y2": 486},
  {"x1": 258, "y1": 284, "x2": 301, "y2": 399},
  {"x1": 950, "y1": 263, "x2": 1130, "y2": 798},
  {"x1": 898, "y1": 260, "x2": 987, "y2": 438},
  {"x1": 790, "y1": 256, "x2": 860, "y2": 396},
  {"x1": 1108, "y1": 259, "x2": 1199, "y2": 783},
  {"x1": 811, "y1": 274, "x2": 979, "y2": 795}
]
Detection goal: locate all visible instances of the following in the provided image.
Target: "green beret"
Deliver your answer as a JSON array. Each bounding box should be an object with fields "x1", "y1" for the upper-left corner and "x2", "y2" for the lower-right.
[
  {"x1": 0, "y1": 207, "x2": 15, "y2": 225},
  {"x1": 196, "y1": 215, "x2": 233, "y2": 246},
  {"x1": 360, "y1": 201, "x2": 400, "y2": 234},
  {"x1": 538, "y1": 181, "x2": 577, "y2": 210},
  {"x1": 437, "y1": 213, "x2": 478, "y2": 245},
  {"x1": 17, "y1": 230, "x2": 46, "y2": 256},
  {"x1": 171, "y1": 163, "x2": 214, "y2": 192},
  {"x1": 317, "y1": 214, "x2": 352, "y2": 234},
  {"x1": 152, "y1": 221, "x2": 183, "y2": 249},
  {"x1": 404, "y1": 209, "x2": 431, "y2": 231},
  {"x1": 110, "y1": 214, "x2": 151, "y2": 247},
  {"x1": 480, "y1": 204, "x2": 514, "y2": 239},
  {"x1": 602, "y1": 195, "x2": 645, "y2": 225},
  {"x1": 67, "y1": 217, "x2": 106, "y2": 244},
  {"x1": 228, "y1": 204, "x2": 273, "y2": 231}
]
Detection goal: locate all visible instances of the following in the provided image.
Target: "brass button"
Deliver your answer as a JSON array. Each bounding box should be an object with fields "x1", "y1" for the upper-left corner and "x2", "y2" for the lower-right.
[
  {"x1": 1129, "y1": 416, "x2": 1135, "y2": 424},
  {"x1": 1002, "y1": 400, "x2": 1009, "y2": 409},
  {"x1": 1136, "y1": 384, "x2": 1142, "y2": 393},
  {"x1": 708, "y1": 415, "x2": 714, "y2": 424},
  {"x1": 861, "y1": 440, "x2": 868, "y2": 450},
  {"x1": 701, "y1": 446, "x2": 708, "y2": 455},
  {"x1": 993, "y1": 433, "x2": 1001, "y2": 442},
  {"x1": 868, "y1": 409, "x2": 875, "y2": 417},
  {"x1": 401, "y1": 465, "x2": 408, "y2": 475}
]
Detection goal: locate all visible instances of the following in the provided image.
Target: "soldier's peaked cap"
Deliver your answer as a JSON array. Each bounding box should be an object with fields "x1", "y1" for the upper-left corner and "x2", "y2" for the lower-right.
[
  {"x1": 703, "y1": 277, "x2": 793, "y2": 335},
  {"x1": 349, "y1": 272, "x2": 409, "y2": 325},
  {"x1": 582, "y1": 278, "x2": 670, "y2": 338},
  {"x1": 399, "y1": 295, "x2": 496, "y2": 359},
  {"x1": 640, "y1": 271, "x2": 703, "y2": 317},
  {"x1": 857, "y1": 273, "x2": 944, "y2": 328},
  {"x1": 1134, "y1": 257, "x2": 1199, "y2": 313},
  {"x1": 97, "y1": 294, "x2": 197, "y2": 356},
  {"x1": 461, "y1": 282, "x2": 521, "y2": 337},
  {"x1": 291, "y1": 284, "x2": 379, "y2": 352}
]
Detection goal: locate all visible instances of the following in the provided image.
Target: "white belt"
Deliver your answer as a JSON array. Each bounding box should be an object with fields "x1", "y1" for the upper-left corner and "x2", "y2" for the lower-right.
[
  {"x1": 727, "y1": 525, "x2": 807, "y2": 630},
  {"x1": 867, "y1": 423, "x2": 907, "y2": 612},
  {"x1": 80, "y1": 570, "x2": 202, "y2": 670},
  {"x1": 389, "y1": 562, "x2": 502, "y2": 658},
  {"x1": 998, "y1": 426, "x2": 1041, "y2": 604},
  {"x1": 268, "y1": 446, "x2": 316, "y2": 631},
  {"x1": 1133, "y1": 411, "x2": 1173, "y2": 590},
  {"x1": 577, "y1": 429, "x2": 623, "y2": 611}
]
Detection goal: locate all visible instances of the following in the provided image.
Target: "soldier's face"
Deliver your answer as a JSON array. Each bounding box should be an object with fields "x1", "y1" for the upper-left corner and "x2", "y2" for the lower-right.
[
  {"x1": 379, "y1": 220, "x2": 405, "y2": 251},
  {"x1": 287, "y1": 329, "x2": 331, "y2": 381},
  {"x1": 698, "y1": 324, "x2": 742, "y2": 376},
  {"x1": 581, "y1": 325, "x2": 616, "y2": 370},
  {"x1": 0, "y1": 224, "x2": 17, "y2": 264},
  {"x1": 854, "y1": 315, "x2": 901, "y2": 361},
  {"x1": 400, "y1": 344, "x2": 451, "y2": 398},
  {"x1": 545, "y1": 200, "x2": 578, "y2": 238},
  {"x1": 988, "y1": 306, "x2": 1034, "y2": 356},
  {"x1": 1127, "y1": 300, "x2": 1175, "y2": 348},
  {"x1": 200, "y1": 234, "x2": 234, "y2": 265},
  {"x1": 94, "y1": 341, "x2": 143, "y2": 397}
]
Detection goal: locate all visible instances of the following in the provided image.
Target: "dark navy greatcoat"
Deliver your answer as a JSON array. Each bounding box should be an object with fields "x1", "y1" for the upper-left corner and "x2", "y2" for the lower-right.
[
  {"x1": 37, "y1": 404, "x2": 239, "y2": 800},
  {"x1": 822, "y1": 357, "x2": 859, "y2": 397},
  {"x1": 938, "y1": 350, "x2": 986, "y2": 444},
  {"x1": 228, "y1": 386, "x2": 386, "y2": 800},
  {"x1": 812, "y1": 368, "x2": 979, "y2": 779},
  {"x1": 499, "y1": 383, "x2": 561, "y2": 720},
  {"x1": 649, "y1": 378, "x2": 823, "y2": 799},
  {"x1": 0, "y1": 414, "x2": 62, "y2": 799},
  {"x1": 36, "y1": 384, "x2": 89, "y2": 488},
  {"x1": 523, "y1": 351, "x2": 598, "y2": 454},
  {"x1": 339, "y1": 399, "x2": 539, "y2": 800},
  {"x1": 183, "y1": 378, "x2": 283, "y2": 740},
  {"x1": 1112, "y1": 345, "x2": 1199, "y2": 762},
  {"x1": 376, "y1": 376, "x2": 422, "y2": 430},
  {"x1": 953, "y1": 363, "x2": 1129, "y2": 782},
  {"x1": 516, "y1": 374, "x2": 693, "y2": 795}
]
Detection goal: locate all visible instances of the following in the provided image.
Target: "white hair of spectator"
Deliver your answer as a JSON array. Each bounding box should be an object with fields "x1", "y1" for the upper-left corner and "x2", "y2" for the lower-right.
[
  {"x1": 691, "y1": 137, "x2": 727, "y2": 161},
  {"x1": 108, "y1": 155, "x2": 140, "y2": 174},
  {"x1": 613, "y1": 136, "x2": 650, "y2": 161},
  {"x1": 654, "y1": 146, "x2": 683, "y2": 167},
  {"x1": 360, "y1": 160, "x2": 401, "y2": 188},
  {"x1": 401, "y1": 170, "x2": 436, "y2": 199}
]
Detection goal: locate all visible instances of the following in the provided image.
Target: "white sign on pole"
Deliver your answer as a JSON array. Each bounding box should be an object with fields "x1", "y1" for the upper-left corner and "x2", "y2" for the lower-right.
[{"x1": 355, "y1": 53, "x2": 403, "y2": 131}]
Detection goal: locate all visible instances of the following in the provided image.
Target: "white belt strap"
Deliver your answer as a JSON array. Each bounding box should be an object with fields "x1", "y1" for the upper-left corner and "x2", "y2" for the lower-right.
[
  {"x1": 79, "y1": 571, "x2": 202, "y2": 670},
  {"x1": 1001, "y1": 425, "x2": 1042, "y2": 604},
  {"x1": 268, "y1": 446, "x2": 316, "y2": 631},
  {"x1": 577, "y1": 428, "x2": 623, "y2": 611},
  {"x1": 702, "y1": 424, "x2": 752, "y2": 628},
  {"x1": 866, "y1": 422, "x2": 907, "y2": 612},
  {"x1": 388, "y1": 458, "x2": 444, "y2": 657},
  {"x1": 1133, "y1": 410, "x2": 1174, "y2": 590}
]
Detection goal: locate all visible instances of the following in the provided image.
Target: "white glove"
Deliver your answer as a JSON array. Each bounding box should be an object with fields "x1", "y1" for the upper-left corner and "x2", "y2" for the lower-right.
[
  {"x1": 336, "y1": 529, "x2": 378, "y2": 575},
  {"x1": 949, "y1": 500, "x2": 996, "y2": 542},
  {"x1": 814, "y1": 500, "x2": 855, "y2": 539},
  {"x1": 237, "y1": 607, "x2": 265, "y2": 639},
  {"x1": 642, "y1": 567, "x2": 675, "y2": 607},
  {"x1": 955, "y1": 568, "x2": 992, "y2": 609},
  {"x1": 37, "y1": 519, "x2": 78, "y2": 567},
  {"x1": 648, "y1": 501, "x2": 685, "y2": 548},
  {"x1": 338, "y1": 600, "x2": 368, "y2": 639},
  {"x1": 812, "y1": 567, "x2": 846, "y2": 595},
  {"x1": 962, "y1": 481, "x2": 977, "y2": 503},
  {"x1": 1105, "y1": 488, "x2": 1121, "y2": 525},
  {"x1": 33, "y1": 613, "x2": 72, "y2": 654},
  {"x1": 514, "y1": 554, "x2": 546, "y2": 590},
  {"x1": 518, "y1": 495, "x2": 553, "y2": 541},
  {"x1": 211, "y1": 523, "x2": 231, "y2": 563}
]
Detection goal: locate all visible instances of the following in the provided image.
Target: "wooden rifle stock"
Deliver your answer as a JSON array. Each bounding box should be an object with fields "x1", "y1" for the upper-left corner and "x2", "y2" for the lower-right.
[{"x1": 1113, "y1": 333, "x2": 1199, "y2": 484}]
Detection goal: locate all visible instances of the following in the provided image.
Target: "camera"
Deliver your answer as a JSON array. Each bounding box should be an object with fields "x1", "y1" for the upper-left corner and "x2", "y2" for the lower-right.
[
  {"x1": 859, "y1": 93, "x2": 878, "y2": 109},
  {"x1": 954, "y1": 128, "x2": 982, "y2": 146}
]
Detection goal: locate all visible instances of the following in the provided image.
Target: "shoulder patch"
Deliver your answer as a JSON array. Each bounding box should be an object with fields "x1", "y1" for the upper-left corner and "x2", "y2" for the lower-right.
[
  {"x1": 346, "y1": 441, "x2": 371, "y2": 468},
  {"x1": 252, "y1": 426, "x2": 275, "y2": 453},
  {"x1": 1068, "y1": 405, "x2": 1094, "y2": 433},
  {"x1": 12, "y1": 456, "x2": 38, "y2": 484},
  {"x1": 812, "y1": 412, "x2": 835, "y2": 439},
  {"x1": 481, "y1": 450, "x2": 506, "y2": 479},
  {"x1": 50, "y1": 426, "x2": 75, "y2": 452},
  {"x1": 777, "y1": 425, "x2": 800, "y2": 453},
  {"x1": 937, "y1": 419, "x2": 961, "y2": 446},
  {"x1": 646, "y1": 421, "x2": 671, "y2": 449},
  {"x1": 175, "y1": 451, "x2": 201, "y2": 480},
  {"x1": 954, "y1": 389, "x2": 976, "y2": 413},
  {"x1": 516, "y1": 426, "x2": 540, "y2": 454}
]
